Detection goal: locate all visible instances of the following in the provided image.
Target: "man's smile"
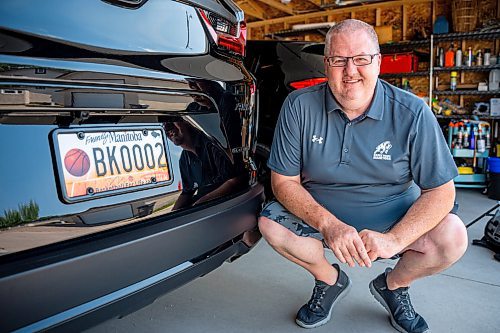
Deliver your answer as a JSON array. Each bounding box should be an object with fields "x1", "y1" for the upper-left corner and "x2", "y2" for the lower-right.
[{"x1": 343, "y1": 78, "x2": 362, "y2": 84}]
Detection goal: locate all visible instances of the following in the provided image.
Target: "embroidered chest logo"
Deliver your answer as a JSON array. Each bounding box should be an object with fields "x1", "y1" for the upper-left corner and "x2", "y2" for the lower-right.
[
  {"x1": 312, "y1": 135, "x2": 324, "y2": 144},
  {"x1": 373, "y1": 141, "x2": 392, "y2": 160}
]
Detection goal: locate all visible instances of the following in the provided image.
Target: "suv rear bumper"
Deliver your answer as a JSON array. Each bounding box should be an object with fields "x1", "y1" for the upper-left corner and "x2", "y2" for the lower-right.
[{"x1": 0, "y1": 184, "x2": 264, "y2": 332}]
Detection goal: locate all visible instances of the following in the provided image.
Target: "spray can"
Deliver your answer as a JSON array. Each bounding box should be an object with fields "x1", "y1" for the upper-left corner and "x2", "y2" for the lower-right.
[
  {"x1": 466, "y1": 47, "x2": 473, "y2": 67},
  {"x1": 470, "y1": 124, "x2": 476, "y2": 150},
  {"x1": 450, "y1": 71, "x2": 458, "y2": 91},
  {"x1": 486, "y1": 126, "x2": 491, "y2": 149}
]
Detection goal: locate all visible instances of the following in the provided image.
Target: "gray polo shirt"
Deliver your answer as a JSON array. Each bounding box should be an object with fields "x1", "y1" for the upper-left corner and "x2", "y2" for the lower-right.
[{"x1": 268, "y1": 79, "x2": 458, "y2": 231}]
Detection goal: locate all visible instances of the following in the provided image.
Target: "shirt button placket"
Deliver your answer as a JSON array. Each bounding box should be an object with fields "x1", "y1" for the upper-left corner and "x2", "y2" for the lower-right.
[{"x1": 341, "y1": 121, "x2": 353, "y2": 164}]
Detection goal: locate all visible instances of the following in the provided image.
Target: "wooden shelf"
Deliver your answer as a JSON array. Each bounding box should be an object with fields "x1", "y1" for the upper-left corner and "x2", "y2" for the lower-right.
[
  {"x1": 454, "y1": 174, "x2": 487, "y2": 188},
  {"x1": 452, "y1": 148, "x2": 489, "y2": 158}
]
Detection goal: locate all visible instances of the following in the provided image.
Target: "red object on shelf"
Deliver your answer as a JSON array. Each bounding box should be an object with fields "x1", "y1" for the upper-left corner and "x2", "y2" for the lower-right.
[{"x1": 380, "y1": 53, "x2": 419, "y2": 74}]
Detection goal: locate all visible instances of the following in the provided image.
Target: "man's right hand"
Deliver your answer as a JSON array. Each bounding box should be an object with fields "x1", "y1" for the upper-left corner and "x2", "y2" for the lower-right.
[
  {"x1": 271, "y1": 171, "x2": 371, "y2": 268},
  {"x1": 321, "y1": 221, "x2": 372, "y2": 268}
]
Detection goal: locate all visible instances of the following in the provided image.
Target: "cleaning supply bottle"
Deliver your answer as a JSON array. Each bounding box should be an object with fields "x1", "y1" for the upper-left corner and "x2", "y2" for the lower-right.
[
  {"x1": 486, "y1": 126, "x2": 491, "y2": 149},
  {"x1": 469, "y1": 124, "x2": 475, "y2": 150},
  {"x1": 489, "y1": 69, "x2": 500, "y2": 91},
  {"x1": 445, "y1": 43, "x2": 455, "y2": 67},
  {"x1": 457, "y1": 125, "x2": 463, "y2": 149},
  {"x1": 448, "y1": 121, "x2": 454, "y2": 149},
  {"x1": 476, "y1": 50, "x2": 483, "y2": 66},
  {"x1": 463, "y1": 125, "x2": 470, "y2": 148},
  {"x1": 485, "y1": 48, "x2": 491, "y2": 66},
  {"x1": 455, "y1": 47, "x2": 463, "y2": 66},
  {"x1": 467, "y1": 47, "x2": 473, "y2": 66},
  {"x1": 477, "y1": 126, "x2": 486, "y2": 153}
]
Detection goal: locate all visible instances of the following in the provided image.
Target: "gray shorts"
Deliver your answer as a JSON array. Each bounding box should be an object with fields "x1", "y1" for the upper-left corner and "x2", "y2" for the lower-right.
[
  {"x1": 260, "y1": 199, "x2": 459, "y2": 245},
  {"x1": 261, "y1": 200, "x2": 324, "y2": 241}
]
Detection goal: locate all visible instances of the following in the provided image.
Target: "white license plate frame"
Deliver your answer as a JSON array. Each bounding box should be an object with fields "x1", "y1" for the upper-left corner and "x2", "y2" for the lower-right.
[{"x1": 52, "y1": 126, "x2": 172, "y2": 203}]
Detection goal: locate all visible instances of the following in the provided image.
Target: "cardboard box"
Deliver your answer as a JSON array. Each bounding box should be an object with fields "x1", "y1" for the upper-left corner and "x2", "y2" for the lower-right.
[
  {"x1": 491, "y1": 98, "x2": 500, "y2": 116},
  {"x1": 374, "y1": 25, "x2": 392, "y2": 44},
  {"x1": 380, "y1": 53, "x2": 419, "y2": 74}
]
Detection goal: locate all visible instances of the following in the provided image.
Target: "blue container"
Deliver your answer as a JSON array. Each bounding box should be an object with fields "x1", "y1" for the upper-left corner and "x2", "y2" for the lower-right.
[
  {"x1": 488, "y1": 157, "x2": 500, "y2": 173},
  {"x1": 433, "y1": 16, "x2": 449, "y2": 34}
]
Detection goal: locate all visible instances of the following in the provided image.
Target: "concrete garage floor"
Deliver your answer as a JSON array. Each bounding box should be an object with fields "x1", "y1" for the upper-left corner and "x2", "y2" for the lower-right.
[{"x1": 88, "y1": 188, "x2": 500, "y2": 333}]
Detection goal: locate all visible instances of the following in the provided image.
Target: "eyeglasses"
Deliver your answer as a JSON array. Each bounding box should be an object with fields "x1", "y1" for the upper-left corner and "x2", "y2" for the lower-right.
[{"x1": 325, "y1": 53, "x2": 380, "y2": 67}]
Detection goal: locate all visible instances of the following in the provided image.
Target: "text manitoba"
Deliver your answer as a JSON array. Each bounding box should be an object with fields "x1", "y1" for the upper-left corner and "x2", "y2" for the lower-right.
[{"x1": 85, "y1": 132, "x2": 143, "y2": 145}]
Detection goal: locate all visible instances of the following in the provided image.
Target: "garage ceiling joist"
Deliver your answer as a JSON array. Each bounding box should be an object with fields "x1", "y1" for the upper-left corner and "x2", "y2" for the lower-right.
[
  {"x1": 256, "y1": 0, "x2": 295, "y2": 15},
  {"x1": 240, "y1": 0, "x2": 267, "y2": 19}
]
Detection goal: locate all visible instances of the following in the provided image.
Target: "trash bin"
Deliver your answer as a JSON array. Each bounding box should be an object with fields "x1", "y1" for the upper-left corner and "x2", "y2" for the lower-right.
[{"x1": 488, "y1": 157, "x2": 500, "y2": 200}]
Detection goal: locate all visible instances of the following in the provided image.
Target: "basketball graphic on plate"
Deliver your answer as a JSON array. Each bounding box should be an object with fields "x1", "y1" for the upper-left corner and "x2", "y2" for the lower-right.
[{"x1": 64, "y1": 148, "x2": 90, "y2": 177}]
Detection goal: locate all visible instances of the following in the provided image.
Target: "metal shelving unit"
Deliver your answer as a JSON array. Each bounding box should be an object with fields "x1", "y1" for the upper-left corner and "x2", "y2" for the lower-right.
[
  {"x1": 436, "y1": 114, "x2": 500, "y2": 119},
  {"x1": 429, "y1": 30, "x2": 500, "y2": 105},
  {"x1": 434, "y1": 90, "x2": 500, "y2": 96},
  {"x1": 433, "y1": 29, "x2": 500, "y2": 42},
  {"x1": 429, "y1": 31, "x2": 500, "y2": 189},
  {"x1": 376, "y1": 30, "x2": 500, "y2": 106}
]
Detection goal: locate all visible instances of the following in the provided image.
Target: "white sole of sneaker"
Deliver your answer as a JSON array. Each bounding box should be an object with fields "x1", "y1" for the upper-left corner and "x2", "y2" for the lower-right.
[
  {"x1": 368, "y1": 281, "x2": 430, "y2": 333},
  {"x1": 295, "y1": 278, "x2": 352, "y2": 329}
]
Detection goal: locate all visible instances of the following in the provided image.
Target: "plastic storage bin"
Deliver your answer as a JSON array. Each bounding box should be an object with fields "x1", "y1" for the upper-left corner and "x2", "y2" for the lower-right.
[
  {"x1": 380, "y1": 53, "x2": 419, "y2": 74},
  {"x1": 488, "y1": 157, "x2": 500, "y2": 173}
]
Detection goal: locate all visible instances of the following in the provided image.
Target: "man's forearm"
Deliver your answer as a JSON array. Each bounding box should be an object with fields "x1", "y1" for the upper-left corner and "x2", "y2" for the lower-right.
[
  {"x1": 272, "y1": 175, "x2": 342, "y2": 232},
  {"x1": 195, "y1": 176, "x2": 243, "y2": 204},
  {"x1": 173, "y1": 192, "x2": 193, "y2": 210},
  {"x1": 388, "y1": 180, "x2": 456, "y2": 250}
]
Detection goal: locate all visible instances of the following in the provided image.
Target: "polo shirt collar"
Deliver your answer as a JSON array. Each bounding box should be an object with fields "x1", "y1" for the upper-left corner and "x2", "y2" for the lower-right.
[{"x1": 324, "y1": 79, "x2": 384, "y2": 121}]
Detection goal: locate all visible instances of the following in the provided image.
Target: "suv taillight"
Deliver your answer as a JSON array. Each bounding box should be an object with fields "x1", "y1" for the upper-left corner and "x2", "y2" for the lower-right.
[
  {"x1": 289, "y1": 78, "x2": 328, "y2": 90},
  {"x1": 198, "y1": 9, "x2": 246, "y2": 56}
]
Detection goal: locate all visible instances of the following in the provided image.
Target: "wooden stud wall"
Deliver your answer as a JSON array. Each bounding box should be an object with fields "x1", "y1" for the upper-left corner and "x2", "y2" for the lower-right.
[{"x1": 247, "y1": 0, "x2": 499, "y2": 41}]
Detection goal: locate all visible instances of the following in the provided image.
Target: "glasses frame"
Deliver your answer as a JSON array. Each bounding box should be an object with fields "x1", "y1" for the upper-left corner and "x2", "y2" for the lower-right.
[{"x1": 325, "y1": 53, "x2": 380, "y2": 67}]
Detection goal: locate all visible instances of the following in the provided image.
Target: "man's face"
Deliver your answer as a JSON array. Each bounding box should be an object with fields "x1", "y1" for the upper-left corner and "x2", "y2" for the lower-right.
[
  {"x1": 324, "y1": 30, "x2": 381, "y2": 111},
  {"x1": 166, "y1": 122, "x2": 185, "y2": 146}
]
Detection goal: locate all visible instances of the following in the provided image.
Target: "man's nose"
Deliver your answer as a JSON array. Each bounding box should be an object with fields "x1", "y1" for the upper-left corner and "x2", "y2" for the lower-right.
[{"x1": 344, "y1": 58, "x2": 358, "y2": 75}]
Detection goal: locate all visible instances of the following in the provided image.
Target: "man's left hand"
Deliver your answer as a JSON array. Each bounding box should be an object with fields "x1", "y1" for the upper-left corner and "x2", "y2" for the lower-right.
[{"x1": 359, "y1": 229, "x2": 403, "y2": 261}]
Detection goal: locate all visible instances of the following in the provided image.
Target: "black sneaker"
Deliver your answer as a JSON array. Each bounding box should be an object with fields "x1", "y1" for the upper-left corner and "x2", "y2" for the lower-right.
[
  {"x1": 295, "y1": 263, "x2": 351, "y2": 329},
  {"x1": 369, "y1": 268, "x2": 430, "y2": 333}
]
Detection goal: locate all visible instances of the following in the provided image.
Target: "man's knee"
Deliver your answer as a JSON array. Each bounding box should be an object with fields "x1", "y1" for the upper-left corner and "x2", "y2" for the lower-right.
[
  {"x1": 430, "y1": 214, "x2": 468, "y2": 262},
  {"x1": 258, "y1": 216, "x2": 288, "y2": 248}
]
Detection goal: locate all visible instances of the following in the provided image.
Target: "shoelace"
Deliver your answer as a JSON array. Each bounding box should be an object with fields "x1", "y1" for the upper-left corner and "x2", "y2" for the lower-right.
[
  {"x1": 307, "y1": 283, "x2": 327, "y2": 312},
  {"x1": 396, "y1": 289, "x2": 416, "y2": 320}
]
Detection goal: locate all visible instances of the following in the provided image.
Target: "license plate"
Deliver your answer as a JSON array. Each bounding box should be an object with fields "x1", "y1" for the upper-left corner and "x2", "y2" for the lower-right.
[{"x1": 53, "y1": 126, "x2": 172, "y2": 202}]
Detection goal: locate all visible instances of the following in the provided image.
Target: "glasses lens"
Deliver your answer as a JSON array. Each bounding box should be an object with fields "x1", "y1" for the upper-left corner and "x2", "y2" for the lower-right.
[
  {"x1": 353, "y1": 55, "x2": 373, "y2": 66},
  {"x1": 329, "y1": 57, "x2": 347, "y2": 67}
]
